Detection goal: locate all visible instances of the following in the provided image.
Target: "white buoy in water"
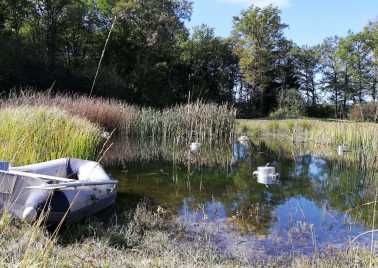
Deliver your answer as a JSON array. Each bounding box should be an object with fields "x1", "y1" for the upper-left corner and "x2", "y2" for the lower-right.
[
  {"x1": 253, "y1": 165, "x2": 279, "y2": 185},
  {"x1": 190, "y1": 142, "x2": 201, "y2": 153},
  {"x1": 337, "y1": 145, "x2": 348, "y2": 156},
  {"x1": 238, "y1": 135, "x2": 250, "y2": 147}
]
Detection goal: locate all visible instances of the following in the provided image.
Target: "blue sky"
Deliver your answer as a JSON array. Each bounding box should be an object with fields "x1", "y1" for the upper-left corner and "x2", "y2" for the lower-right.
[{"x1": 187, "y1": 0, "x2": 378, "y2": 46}]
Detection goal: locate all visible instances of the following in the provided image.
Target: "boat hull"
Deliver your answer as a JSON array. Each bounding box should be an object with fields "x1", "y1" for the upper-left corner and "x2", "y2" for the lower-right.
[{"x1": 0, "y1": 158, "x2": 117, "y2": 224}]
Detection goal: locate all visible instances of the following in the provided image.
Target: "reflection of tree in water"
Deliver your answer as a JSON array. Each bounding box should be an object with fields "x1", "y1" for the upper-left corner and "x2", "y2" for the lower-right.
[
  {"x1": 257, "y1": 139, "x2": 378, "y2": 228},
  {"x1": 112, "y1": 137, "x2": 377, "y2": 240},
  {"x1": 103, "y1": 136, "x2": 232, "y2": 168},
  {"x1": 321, "y1": 161, "x2": 378, "y2": 227}
]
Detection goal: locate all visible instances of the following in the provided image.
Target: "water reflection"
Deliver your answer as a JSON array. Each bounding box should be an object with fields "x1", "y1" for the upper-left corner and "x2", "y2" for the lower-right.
[{"x1": 109, "y1": 139, "x2": 378, "y2": 256}]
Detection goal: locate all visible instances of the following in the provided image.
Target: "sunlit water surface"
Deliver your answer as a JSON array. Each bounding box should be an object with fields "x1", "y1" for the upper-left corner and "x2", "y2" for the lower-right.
[{"x1": 106, "y1": 140, "x2": 377, "y2": 258}]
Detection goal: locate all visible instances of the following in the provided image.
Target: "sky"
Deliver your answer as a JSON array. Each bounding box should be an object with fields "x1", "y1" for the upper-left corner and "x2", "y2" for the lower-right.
[{"x1": 187, "y1": 0, "x2": 378, "y2": 46}]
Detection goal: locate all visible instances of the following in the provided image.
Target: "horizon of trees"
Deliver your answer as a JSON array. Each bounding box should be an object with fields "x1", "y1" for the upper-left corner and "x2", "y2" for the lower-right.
[{"x1": 0, "y1": 0, "x2": 377, "y2": 118}]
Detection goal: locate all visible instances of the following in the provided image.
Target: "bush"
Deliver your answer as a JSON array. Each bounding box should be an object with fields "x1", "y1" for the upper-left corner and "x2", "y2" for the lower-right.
[
  {"x1": 305, "y1": 104, "x2": 335, "y2": 118},
  {"x1": 349, "y1": 103, "x2": 378, "y2": 122},
  {"x1": 269, "y1": 108, "x2": 299, "y2": 119},
  {"x1": 270, "y1": 88, "x2": 304, "y2": 119}
]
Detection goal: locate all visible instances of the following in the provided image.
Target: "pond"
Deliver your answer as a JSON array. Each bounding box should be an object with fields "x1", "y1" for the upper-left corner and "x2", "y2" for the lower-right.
[{"x1": 105, "y1": 138, "x2": 378, "y2": 258}]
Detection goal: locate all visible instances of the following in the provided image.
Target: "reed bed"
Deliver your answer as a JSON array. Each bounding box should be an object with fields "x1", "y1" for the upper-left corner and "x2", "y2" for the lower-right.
[
  {"x1": 0, "y1": 106, "x2": 101, "y2": 165},
  {"x1": 3, "y1": 91, "x2": 237, "y2": 146},
  {"x1": 2, "y1": 91, "x2": 139, "y2": 135},
  {"x1": 238, "y1": 119, "x2": 378, "y2": 169}
]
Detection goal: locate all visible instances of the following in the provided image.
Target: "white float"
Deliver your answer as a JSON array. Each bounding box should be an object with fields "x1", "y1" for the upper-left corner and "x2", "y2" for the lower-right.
[
  {"x1": 238, "y1": 135, "x2": 250, "y2": 147},
  {"x1": 190, "y1": 142, "x2": 201, "y2": 153},
  {"x1": 337, "y1": 145, "x2": 348, "y2": 156},
  {"x1": 253, "y1": 165, "x2": 280, "y2": 185}
]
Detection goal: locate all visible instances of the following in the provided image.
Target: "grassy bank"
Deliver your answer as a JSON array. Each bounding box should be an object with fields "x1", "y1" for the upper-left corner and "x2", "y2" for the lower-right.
[
  {"x1": 238, "y1": 118, "x2": 378, "y2": 146},
  {"x1": 1, "y1": 202, "x2": 376, "y2": 268},
  {"x1": 3, "y1": 91, "x2": 236, "y2": 146},
  {"x1": 238, "y1": 118, "x2": 378, "y2": 169}
]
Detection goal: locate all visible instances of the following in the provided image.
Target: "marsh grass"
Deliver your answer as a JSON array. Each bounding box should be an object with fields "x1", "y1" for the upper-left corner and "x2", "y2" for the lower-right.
[
  {"x1": 3, "y1": 91, "x2": 237, "y2": 146},
  {"x1": 0, "y1": 106, "x2": 101, "y2": 165},
  {"x1": 238, "y1": 119, "x2": 378, "y2": 169}
]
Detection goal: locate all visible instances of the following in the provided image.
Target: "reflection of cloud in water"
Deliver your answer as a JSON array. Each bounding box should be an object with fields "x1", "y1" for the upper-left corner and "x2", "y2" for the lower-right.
[
  {"x1": 293, "y1": 155, "x2": 328, "y2": 184},
  {"x1": 177, "y1": 196, "x2": 370, "y2": 259},
  {"x1": 179, "y1": 198, "x2": 227, "y2": 222},
  {"x1": 113, "y1": 139, "x2": 378, "y2": 258},
  {"x1": 308, "y1": 156, "x2": 328, "y2": 181}
]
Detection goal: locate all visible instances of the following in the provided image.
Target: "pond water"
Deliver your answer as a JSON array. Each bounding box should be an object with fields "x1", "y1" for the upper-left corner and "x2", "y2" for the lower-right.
[{"x1": 107, "y1": 139, "x2": 377, "y2": 258}]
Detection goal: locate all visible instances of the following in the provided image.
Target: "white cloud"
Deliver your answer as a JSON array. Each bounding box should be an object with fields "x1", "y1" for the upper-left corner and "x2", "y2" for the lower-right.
[{"x1": 221, "y1": 0, "x2": 290, "y2": 8}]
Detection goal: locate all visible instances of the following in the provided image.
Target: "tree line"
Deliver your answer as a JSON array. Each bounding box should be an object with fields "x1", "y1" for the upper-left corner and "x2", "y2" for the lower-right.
[
  {"x1": 0, "y1": 1, "x2": 377, "y2": 117},
  {"x1": 232, "y1": 5, "x2": 378, "y2": 118}
]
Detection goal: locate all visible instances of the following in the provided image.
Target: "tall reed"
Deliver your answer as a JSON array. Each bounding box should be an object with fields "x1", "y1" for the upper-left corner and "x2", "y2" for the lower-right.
[
  {"x1": 0, "y1": 106, "x2": 101, "y2": 165},
  {"x1": 238, "y1": 119, "x2": 378, "y2": 169},
  {"x1": 3, "y1": 91, "x2": 237, "y2": 146}
]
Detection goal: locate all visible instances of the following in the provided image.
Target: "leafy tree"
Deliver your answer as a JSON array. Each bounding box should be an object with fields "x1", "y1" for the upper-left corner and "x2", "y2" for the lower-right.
[
  {"x1": 319, "y1": 37, "x2": 349, "y2": 118},
  {"x1": 293, "y1": 45, "x2": 321, "y2": 107},
  {"x1": 338, "y1": 31, "x2": 372, "y2": 103},
  {"x1": 232, "y1": 5, "x2": 292, "y2": 115},
  {"x1": 100, "y1": 0, "x2": 192, "y2": 106},
  {"x1": 179, "y1": 25, "x2": 239, "y2": 103},
  {"x1": 364, "y1": 20, "x2": 378, "y2": 101}
]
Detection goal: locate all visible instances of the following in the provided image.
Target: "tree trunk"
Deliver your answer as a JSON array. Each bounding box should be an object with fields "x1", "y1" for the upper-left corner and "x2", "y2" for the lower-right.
[{"x1": 46, "y1": 0, "x2": 57, "y2": 71}]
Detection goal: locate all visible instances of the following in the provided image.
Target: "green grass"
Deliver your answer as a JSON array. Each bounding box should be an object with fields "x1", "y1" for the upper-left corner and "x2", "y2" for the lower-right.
[
  {"x1": 238, "y1": 118, "x2": 378, "y2": 169},
  {"x1": 0, "y1": 106, "x2": 101, "y2": 165}
]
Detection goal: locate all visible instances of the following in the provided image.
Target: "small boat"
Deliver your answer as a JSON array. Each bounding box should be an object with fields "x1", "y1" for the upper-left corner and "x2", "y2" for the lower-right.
[{"x1": 0, "y1": 158, "x2": 117, "y2": 225}]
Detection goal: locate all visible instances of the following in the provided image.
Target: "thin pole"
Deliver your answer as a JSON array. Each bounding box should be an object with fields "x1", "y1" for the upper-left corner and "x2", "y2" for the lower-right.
[{"x1": 89, "y1": 16, "x2": 117, "y2": 97}]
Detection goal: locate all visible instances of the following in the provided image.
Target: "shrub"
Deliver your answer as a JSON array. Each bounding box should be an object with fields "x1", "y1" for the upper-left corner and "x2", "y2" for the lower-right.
[
  {"x1": 270, "y1": 88, "x2": 304, "y2": 119},
  {"x1": 269, "y1": 108, "x2": 299, "y2": 119},
  {"x1": 349, "y1": 103, "x2": 378, "y2": 122}
]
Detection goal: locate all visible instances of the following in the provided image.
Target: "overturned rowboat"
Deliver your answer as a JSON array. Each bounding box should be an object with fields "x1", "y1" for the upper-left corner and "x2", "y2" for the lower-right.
[{"x1": 0, "y1": 158, "x2": 117, "y2": 225}]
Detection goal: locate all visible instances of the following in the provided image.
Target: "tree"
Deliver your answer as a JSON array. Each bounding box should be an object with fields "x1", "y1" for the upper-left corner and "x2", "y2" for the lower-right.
[
  {"x1": 101, "y1": 0, "x2": 192, "y2": 106},
  {"x1": 364, "y1": 20, "x2": 378, "y2": 101},
  {"x1": 293, "y1": 45, "x2": 321, "y2": 107},
  {"x1": 179, "y1": 25, "x2": 239, "y2": 103},
  {"x1": 320, "y1": 37, "x2": 347, "y2": 118},
  {"x1": 232, "y1": 5, "x2": 292, "y2": 115},
  {"x1": 338, "y1": 31, "x2": 372, "y2": 103},
  {"x1": 0, "y1": 1, "x2": 5, "y2": 31}
]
